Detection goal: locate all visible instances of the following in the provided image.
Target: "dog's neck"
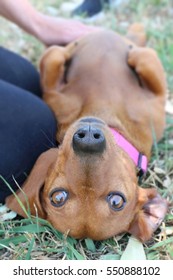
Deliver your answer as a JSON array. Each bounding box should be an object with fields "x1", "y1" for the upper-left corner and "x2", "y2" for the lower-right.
[{"x1": 110, "y1": 127, "x2": 148, "y2": 177}]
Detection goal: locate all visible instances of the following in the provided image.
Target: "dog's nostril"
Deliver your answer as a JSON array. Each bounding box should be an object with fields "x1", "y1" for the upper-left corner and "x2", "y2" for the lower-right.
[
  {"x1": 78, "y1": 132, "x2": 85, "y2": 138},
  {"x1": 93, "y1": 133, "x2": 100, "y2": 139}
]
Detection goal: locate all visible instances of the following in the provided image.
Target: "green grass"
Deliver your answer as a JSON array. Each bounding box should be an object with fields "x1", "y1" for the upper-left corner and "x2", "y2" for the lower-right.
[{"x1": 0, "y1": 0, "x2": 173, "y2": 260}]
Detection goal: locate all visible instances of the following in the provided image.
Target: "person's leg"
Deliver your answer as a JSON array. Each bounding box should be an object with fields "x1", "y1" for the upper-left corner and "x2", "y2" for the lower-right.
[
  {"x1": 72, "y1": 0, "x2": 109, "y2": 17},
  {"x1": 0, "y1": 80, "x2": 57, "y2": 203},
  {"x1": 0, "y1": 47, "x2": 42, "y2": 97}
]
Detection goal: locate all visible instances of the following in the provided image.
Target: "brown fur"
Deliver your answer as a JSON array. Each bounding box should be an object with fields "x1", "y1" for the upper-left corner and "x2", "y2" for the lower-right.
[{"x1": 6, "y1": 26, "x2": 168, "y2": 242}]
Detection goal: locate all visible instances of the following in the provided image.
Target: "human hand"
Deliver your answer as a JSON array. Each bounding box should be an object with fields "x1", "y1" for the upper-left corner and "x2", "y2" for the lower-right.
[
  {"x1": 0, "y1": 0, "x2": 101, "y2": 46},
  {"x1": 35, "y1": 14, "x2": 100, "y2": 46}
]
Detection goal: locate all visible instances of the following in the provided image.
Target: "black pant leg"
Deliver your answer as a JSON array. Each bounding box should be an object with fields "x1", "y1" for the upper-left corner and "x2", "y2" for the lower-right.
[
  {"x1": 0, "y1": 80, "x2": 57, "y2": 203},
  {"x1": 0, "y1": 47, "x2": 42, "y2": 97}
]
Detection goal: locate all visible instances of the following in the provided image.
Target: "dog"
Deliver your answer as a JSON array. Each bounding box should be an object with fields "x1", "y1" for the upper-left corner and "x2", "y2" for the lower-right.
[{"x1": 6, "y1": 25, "x2": 168, "y2": 242}]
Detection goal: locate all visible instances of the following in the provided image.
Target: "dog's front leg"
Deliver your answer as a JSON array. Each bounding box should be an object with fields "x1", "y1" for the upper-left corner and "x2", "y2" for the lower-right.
[
  {"x1": 40, "y1": 46, "x2": 82, "y2": 128},
  {"x1": 40, "y1": 46, "x2": 69, "y2": 91},
  {"x1": 128, "y1": 47, "x2": 167, "y2": 96}
]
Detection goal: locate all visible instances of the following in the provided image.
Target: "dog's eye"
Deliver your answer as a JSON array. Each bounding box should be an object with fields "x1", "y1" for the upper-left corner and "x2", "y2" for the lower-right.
[
  {"x1": 107, "y1": 192, "x2": 126, "y2": 211},
  {"x1": 49, "y1": 189, "x2": 68, "y2": 207}
]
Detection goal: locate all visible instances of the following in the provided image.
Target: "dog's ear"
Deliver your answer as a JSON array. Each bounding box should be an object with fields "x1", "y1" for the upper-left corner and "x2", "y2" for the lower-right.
[
  {"x1": 6, "y1": 148, "x2": 58, "y2": 218},
  {"x1": 128, "y1": 187, "x2": 168, "y2": 242}
]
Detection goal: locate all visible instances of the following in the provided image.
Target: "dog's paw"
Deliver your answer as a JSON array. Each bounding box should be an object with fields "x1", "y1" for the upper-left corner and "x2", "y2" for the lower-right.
[
  {"x1": 128, "y1": 47, "x2": 157, "y2": 72},
  {"x1": 0, "y1": 204, "x2": 17, "y2": 221},
  {"x1": 128, "y1": 47, "x2": 166, "y2": 95}
]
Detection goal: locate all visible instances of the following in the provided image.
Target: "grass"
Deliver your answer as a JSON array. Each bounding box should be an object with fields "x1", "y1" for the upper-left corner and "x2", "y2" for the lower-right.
[{"x1": 0, "y1": 0, "x2": 173, "y2": 260}]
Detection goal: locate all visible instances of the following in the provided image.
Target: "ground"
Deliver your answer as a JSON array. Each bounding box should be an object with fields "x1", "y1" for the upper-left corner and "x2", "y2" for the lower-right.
[{"x1": 0, "y1": 0, "x2": 173, "y2": 260}]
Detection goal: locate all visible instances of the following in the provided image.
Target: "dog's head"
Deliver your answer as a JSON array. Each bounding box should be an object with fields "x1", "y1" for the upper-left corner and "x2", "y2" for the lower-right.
[{"x1": 6, "y1": 117, "x2": 167, "y2": 242}]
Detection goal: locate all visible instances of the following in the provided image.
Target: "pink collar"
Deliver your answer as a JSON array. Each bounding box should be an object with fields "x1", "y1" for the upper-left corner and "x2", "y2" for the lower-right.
[{"x1": 110, "y1": 128, "x2": 148, "y2": 176}]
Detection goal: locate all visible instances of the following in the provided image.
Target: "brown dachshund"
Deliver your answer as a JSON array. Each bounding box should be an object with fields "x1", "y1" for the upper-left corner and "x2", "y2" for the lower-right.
[{"x1": 6, "y1": 25, "x2": 168, "y2": 242}]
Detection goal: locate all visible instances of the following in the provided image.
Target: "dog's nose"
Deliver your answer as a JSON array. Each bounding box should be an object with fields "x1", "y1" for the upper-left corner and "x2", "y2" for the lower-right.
[{"x1": 72, "y1": 125, "x2": 106, "y2": 154}]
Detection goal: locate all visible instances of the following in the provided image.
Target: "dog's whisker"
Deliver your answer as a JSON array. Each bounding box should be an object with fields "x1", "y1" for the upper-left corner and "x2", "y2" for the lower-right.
[{"x1": 41, "y1": 129, "x2": 57, "y2": 148}]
